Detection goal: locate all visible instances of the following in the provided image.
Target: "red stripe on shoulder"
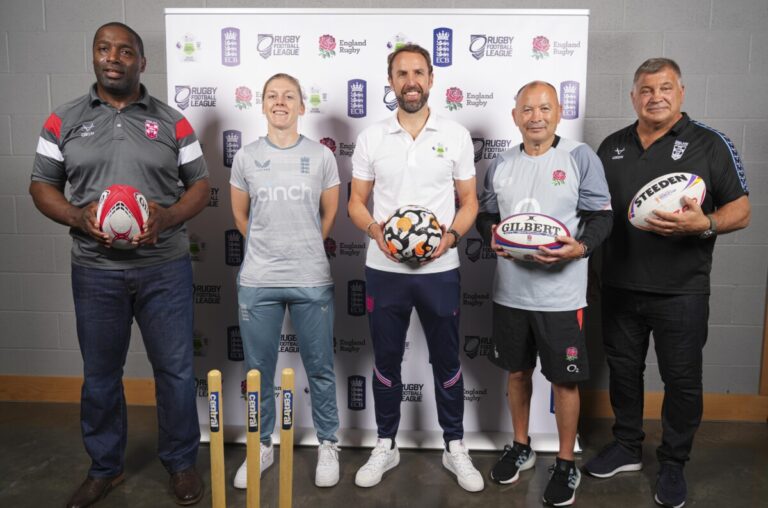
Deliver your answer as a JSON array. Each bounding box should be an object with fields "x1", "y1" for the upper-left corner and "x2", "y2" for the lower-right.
[
  {"x1": 175, "y1": 117, "x2": 195, "y2": 141},
  {"x1": 44, "y1": 113, "x2": 62, "y2": 139}
]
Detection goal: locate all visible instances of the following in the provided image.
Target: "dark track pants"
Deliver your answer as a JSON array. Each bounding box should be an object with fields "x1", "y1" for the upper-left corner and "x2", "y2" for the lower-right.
[{"x1": 365, "y1": 267, "x2": 464, "y2": 443}]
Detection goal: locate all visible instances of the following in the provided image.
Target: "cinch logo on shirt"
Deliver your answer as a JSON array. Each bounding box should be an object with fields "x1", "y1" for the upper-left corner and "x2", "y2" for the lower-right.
[{"x1": 255, "y1": 183, "x2": 312, "y2": 202}]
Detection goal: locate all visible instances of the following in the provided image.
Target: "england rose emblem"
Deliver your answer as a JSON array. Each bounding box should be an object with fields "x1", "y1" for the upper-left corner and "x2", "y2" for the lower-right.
[
  {"x1": 552, "y1": 169, "x2": 566, "y2": 186},
  {"x1": 235, "y1": 86, "x2": 252, "y2": 110},
  {"x1": 319, "y1": 34, "x2": 336, "y2": 58},
  {"x1": 532, "y1": 36, "x2": 550, "y2": 60},
  {"x1": 445, "y1": 87, "x2": 464, "y2": 111},
  {"x1": 319, "y1": 137, "x2": 337, "y2": 153}
]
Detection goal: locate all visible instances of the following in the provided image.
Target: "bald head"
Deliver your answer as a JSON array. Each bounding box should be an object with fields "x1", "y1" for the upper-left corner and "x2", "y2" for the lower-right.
[
  {"x1": 512, "y1": 81, "x2": 562, "y2": 153},
  {"x1": 515, "y1": 81, "x2": 559, "y2": 105}
]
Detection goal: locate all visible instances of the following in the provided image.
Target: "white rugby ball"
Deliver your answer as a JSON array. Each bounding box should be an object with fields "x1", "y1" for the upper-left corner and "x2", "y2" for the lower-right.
[
  {"x1": 493, "y1": 213, "x2": 570, "y2": 261},
  {"x1": 628, "y1": 172, "x2": 706, "y2": 230},
  {"x1": 96, "y1": 184, "x2": 149, "y2": 250}
]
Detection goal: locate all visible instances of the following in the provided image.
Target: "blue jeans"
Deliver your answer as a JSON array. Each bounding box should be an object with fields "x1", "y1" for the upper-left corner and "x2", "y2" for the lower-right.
[
  {"x1": 72, "y1": 256, "x2": 199, "y2": 477},
  {"x1": 237, "y1": 285, "x2": 339, "y2": 443},
  {"x1": 602, "y1": 286, "x2": 709, "y2": 465}
]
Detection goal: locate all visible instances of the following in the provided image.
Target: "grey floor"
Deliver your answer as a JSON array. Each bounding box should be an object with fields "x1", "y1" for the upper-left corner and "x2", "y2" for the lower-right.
[{"x1": 0, "y1": 402, "x2": 765, "y2": 507}]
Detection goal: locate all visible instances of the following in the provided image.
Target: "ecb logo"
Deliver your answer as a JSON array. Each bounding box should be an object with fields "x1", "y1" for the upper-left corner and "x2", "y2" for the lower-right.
[
  {"x1": 433, "y1": 27, "x2": 453, "y2": 67},
  {"x1": 223, "y1": 130, "x2": 241, "y2": 168},
  {"x1": 347, "y1": 79, "x2": 367, "y2": 118},
  {"x1": 560, "y1": 81, "x2": 580, "y2": 120},
  {"x1": 348, "y1": 375, "x2": 366, "y2": 410},
  {"x1": 221, "y1": 27, "x2": 240, "y2": 66},
  {"x1": 227, "y1": 325, "x2": 243, "y2": 361},
  {"x1": 225, "y1": 229, "x2": 244, "y2": 266},
  {"x1": 348, "y1": 279, "x2": 366, "y2": 316}
]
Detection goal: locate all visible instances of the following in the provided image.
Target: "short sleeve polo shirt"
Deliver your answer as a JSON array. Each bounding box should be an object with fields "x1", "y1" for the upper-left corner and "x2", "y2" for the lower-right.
[
  {"x1": 598, "y1": 113, "x2": 748, "y2": 294},
  {"x1": 352, "y1": 112, "x2": 475, "y2": 274},
  {"x1": 32, "y1": 85, "x2": 208, "y2": 269}
]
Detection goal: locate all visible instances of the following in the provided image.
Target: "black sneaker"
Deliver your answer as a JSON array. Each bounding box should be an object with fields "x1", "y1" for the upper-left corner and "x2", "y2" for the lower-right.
[
  {"x1": 654, "y1": 463, "x2": 686, "y2": 508},
  {"x1": 583, "y1": 441, "x2": 642, "y2": 478},
  {"x1": 489, "y1": 440, "x2": 536, "y2": 484},
  {"x1": 543, "y1": 457, "x2": 581, "y2": 507}
]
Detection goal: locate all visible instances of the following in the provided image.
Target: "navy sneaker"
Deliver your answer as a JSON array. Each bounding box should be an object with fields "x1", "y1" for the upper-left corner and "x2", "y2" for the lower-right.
[
  {"x1": 489, "y1": 439, "x2": 536, "y2": 484},
  {"x1": 654, "y1": 463, "x2": 686, "y2": 508},
  {"x1": 542, "y1": 457, "x2": 581, "y2": 506},
  {"x1": 583, "y1": 441, "x2": 642, "y2": 478}
]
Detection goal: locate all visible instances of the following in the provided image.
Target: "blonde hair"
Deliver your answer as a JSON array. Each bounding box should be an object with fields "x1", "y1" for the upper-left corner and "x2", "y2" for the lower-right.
[{"x1": 261, "y1": 73, "x2": 304, "y2": 107}]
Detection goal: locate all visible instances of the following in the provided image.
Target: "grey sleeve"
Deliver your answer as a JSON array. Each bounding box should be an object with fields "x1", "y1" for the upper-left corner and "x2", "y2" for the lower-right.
[
  {"x1": 572, "y1": 144, "x2": 612, "y2": 212},
  {"x1": 321, "y1": 146, "x2": 341, "y2": 189},
  {"x1": 229, "y1": 149, "x2": 248, "y2": 191}
]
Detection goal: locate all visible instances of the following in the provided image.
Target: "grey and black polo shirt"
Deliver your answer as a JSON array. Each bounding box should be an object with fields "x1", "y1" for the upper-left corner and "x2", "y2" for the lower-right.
[
  {"x1": 598, "y1": 113, "x2": 748, "y2": 294},
  {"x1": 479, "y1": 136, "x2": 612, "y2": 312},
  {"x1": 32, "y1": 84, "x2": 208, "y2": 269}
]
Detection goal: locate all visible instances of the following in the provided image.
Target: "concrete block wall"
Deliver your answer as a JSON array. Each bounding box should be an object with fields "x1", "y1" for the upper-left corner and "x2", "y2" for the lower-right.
[{"x1": 0, "y1": 0, "x2": 765, "y2": 393}]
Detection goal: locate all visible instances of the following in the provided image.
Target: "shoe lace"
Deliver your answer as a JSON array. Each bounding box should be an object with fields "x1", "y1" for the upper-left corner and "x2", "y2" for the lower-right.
[
  {"x1": 548, "y1": 463, "x2": 577, "y2": 488},
  {"x1": 449, "y1": 448, "x2": 478, "y2": 477},
  {"x1": 500, "y1": 444, "x2": 525, "y2": 466},
  {"x1": 361, "y1": 442, "x2": 393, "y2": 471},
  {"x1": 318, "y1": 442, "x2": 339, "y2": 466}
]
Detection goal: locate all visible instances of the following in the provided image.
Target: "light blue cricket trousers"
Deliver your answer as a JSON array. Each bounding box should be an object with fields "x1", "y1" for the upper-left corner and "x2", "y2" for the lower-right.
[{"x1": 237, "y1": 285, "x2": 339, "y2": 444}]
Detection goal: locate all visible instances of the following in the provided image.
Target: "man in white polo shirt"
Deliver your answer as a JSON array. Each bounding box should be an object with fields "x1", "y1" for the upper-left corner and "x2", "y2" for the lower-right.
[{"x1": 348, "y1": 44, "x2": 482, "y2": 492}]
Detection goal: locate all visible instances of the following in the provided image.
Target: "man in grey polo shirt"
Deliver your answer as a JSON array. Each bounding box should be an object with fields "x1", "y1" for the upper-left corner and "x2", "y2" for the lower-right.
[{"x1": 30, "y1": 22, "x2": 209, "y2": 507}]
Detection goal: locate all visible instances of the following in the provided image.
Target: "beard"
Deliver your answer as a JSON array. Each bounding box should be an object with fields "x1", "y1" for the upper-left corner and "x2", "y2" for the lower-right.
[{"x1": 396, "y1": 85, "x2": 429, "y2": 113}]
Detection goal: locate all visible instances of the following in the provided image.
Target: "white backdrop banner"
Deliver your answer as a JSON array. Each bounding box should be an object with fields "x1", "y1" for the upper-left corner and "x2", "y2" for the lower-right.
[{"x1": 165, "y1": 8, "x2": 589, "y2": 452}]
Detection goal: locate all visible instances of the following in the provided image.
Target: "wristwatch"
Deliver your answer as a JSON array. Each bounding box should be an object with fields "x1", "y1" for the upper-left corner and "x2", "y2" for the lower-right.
[
  {"x1": 699, "y1": 214, "x2": 717, "y2": 240},
  {"x1": 447, "y1": 228, "x2": 461, "y2": 248}
]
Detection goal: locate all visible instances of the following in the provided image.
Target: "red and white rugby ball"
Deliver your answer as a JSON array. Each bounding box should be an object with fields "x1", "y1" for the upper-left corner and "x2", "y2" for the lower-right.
[
  {"x1": 96, "y1": 184, "x2": 149, "y2": 250},
  {"x1": 493, "y1": 213, "x2": 571, "y2": 261},
  {"x1": 628, "y1": 172, "x2": 706, "y2": 230}
]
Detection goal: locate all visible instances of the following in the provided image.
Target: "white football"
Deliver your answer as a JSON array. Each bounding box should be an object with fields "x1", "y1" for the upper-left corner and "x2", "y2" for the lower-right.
[
  {"x1": 628, "y1": 172, "x2": 706, "y2": 230},
  {"x1": 96, "y1": 184, "x2": 149, "y2": 250},
  {"x1": 493, "y1": 213, "x2": 570, "y2": 261}
]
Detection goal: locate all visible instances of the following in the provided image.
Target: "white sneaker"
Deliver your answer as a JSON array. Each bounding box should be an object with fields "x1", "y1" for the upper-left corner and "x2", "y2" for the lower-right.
[
  {"x1": 233, "y1": 441, "x2": 274, "y2": 489},
  {"x1": 315, "y1": 440, "x2": 341, "y2": 487},
  {"x1": 442, "y1": 439, "x2": 485, "y2": 492},
  {"x1": 354, "y1": 438, "x2": 400, "y2": 488}
]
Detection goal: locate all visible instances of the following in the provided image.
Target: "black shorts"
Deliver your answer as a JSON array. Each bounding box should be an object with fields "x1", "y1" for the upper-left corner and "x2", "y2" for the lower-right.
[{"x1": 489, "y1": 303, "x2": 589, "y2": 383}]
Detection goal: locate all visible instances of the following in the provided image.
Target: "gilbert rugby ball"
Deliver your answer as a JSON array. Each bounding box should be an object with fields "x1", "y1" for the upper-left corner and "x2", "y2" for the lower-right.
[
  {"x1": 628, "y1": 172, "x2": 706, "y2": 230},
  {"x1": 494, "y1": 213, "x2": 570, "y2": 261},
  {"x1": 96, "y1": 184, "x2": 149, "y2": 250}
]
